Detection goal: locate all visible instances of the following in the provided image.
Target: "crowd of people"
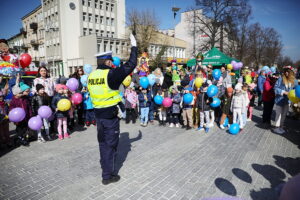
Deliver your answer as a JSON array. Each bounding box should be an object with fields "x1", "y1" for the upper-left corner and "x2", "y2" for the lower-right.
[{"x1": 0, "y1": 57, "x2": 299, "y2": 149}]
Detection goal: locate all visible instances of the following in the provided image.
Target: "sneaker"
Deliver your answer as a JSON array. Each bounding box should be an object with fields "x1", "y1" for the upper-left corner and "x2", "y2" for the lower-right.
[
  {"x1": 181, "y1": 125, "x2": 186, "y2": 129},
  {"x1": 186, "y1": 126, "x2": 192, "y2": 130},
  {"x1": 169, "y1": 123, "x2": 174, "y2": 128},
  {"x1": 247, "y1": 118, "x2": 251, "y2": 121},
  {"x1": 143, "y1": 122, "x2": 147, "y2": 127},
  {"x1": 140, "y1": 123, "x2": 144, "y2": 127},
  {"x1": 58, "y1": 134, "x2": 63, "y2": 140},
  {"x1": 102, "y1": 175, "x2": 121, "y2": 185},
  {"x1": 38, "y1": 137, "x2": 46, "y2": 143},
  {"x1": 273, "y1": 127, "x2": 284, "y2": 135},
  {"x1": 208, "y1": 123, "x2": 214, "y2": 127},
  {"x1": 46, "y1": 135, "x2": 52, "y2": 141},
  {"x1": 220, "y1": 125, "x2": 225, "y2": 130},
  {"x1": 205, "y1": 127, "x2": 210, "y2": 133},
  {"x1": 92, "y1": 120, "x2": 96, "y2": 126},
  {"x1": 64, "y1": 133, "x2": 70, "y2": 138},
  {"x1": 279, "y1": 127, "x2": 286, "y2": 134},
  {"x1": 197, "y1": 126, "x2": 204, "y2": 131},
  {"x1": 175, "y1": 124, "x2": 180, "y2": 128},
  {"x1": 86, "y1": 121, "x2": 91, "y2": 127}
]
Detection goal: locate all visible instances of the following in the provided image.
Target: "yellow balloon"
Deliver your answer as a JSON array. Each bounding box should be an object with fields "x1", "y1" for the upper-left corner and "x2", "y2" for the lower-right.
[
  {"x1": 122, "y1": 75, "x2": 132, "y2": 87},
  {"x1": 57, "y1": 99, "x2": 71, "y2": 111},
  {"x1": 227, "y1": 64, "x2": 233, "y2": 70},
  {"x1": 195, "y1": 78, "x2": 203, "y2": 88},
  {"x1": 288, "y1": 90, "x2": 300, "y2": 104}
]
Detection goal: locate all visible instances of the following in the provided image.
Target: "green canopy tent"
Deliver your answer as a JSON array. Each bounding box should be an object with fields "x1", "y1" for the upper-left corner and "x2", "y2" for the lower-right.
[{"x1": 187, "y1": 47, "x2": 239, "y2": 67}]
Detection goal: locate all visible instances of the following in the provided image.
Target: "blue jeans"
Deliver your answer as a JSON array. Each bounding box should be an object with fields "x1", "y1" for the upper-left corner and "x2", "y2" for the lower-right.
[
  {"x1": 85, "y1": 109, "x2": 95, "y2": 122},
  {"x1": 140, "y1": 107, "x2": 149, "y2": 124}
]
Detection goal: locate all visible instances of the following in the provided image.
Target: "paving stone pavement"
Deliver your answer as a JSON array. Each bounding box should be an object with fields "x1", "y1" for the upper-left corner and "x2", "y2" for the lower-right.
[{"x1": 0, "y1": 108, "x2": 299, "y2": 200}]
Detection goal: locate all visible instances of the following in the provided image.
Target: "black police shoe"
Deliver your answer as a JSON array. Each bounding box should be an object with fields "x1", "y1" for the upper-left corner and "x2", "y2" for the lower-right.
[
  {"x1": 181, "y1": 125, "x2": 186, "y2": 129},
  {"x1": 102, "y1": 175, "x2": 121, "y2": 185},
  {"x1": 186, "y1": 126, "x2": 192, "y2": 130}
]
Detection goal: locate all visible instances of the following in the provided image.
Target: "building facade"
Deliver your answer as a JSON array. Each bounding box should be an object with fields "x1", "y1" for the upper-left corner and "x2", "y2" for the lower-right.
[{"x1": 7, "y1": 33, "x2": 25, "y2": 55}]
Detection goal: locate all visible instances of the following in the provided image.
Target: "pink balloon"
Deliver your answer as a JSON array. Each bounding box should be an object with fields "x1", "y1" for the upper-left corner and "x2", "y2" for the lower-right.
[
  {"x1": 72, "y1": 93, "x2": 83, "y2": 105},
  {"x1": 66, "y1": 78, "x2": 79, "y2": 92},
  {"x1": 8, "y1": 107, "x2": 26, "y2": 122},
  {"x1": 28, "y1": 116, "x2": 43, "y2": 131},
  {"x1": 162, "y1": 97, "x2": 172, "y2": 108},
  {"x1": 38, "y1": 106, "x2": 52, "y2": 119}
]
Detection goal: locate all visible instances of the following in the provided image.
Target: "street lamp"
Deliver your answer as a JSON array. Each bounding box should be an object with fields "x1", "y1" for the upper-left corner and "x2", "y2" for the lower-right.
[{"x1": 172, "y1": 6, "x2": 180, "y2": 59}]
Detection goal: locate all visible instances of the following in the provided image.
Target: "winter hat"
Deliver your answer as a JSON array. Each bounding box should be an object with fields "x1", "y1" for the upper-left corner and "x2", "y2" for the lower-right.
[
  {"x1": 235, "y1": 83, "x2": 242, "y2": 91},
  {"x1": 19, "y1": 82, "x2": 30, "y2": 92},
  {"x1": 12, "y1": 86, "x2": 22, "y2": 95},
  {"x1": 227, "y1": 87, "x2": 233, "y2": 93},
  {"x1": 181, "y1": 79, "x2": 190, "y2": 87},
  {"x1": 55, "y1": 84, "x2": 68, "y2": 92},
  {"x1": 36, "y1": 84, "x2": 44, "y2": 92}
]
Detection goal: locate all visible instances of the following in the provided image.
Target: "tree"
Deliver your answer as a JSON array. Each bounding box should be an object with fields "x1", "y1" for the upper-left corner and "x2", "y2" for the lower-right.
[
  {"x1": 150, "y1": 45, "x2": 167, "y2": 71},
  {"x1": 127, "y1": 9, "x2": 159, "y2": 55}
]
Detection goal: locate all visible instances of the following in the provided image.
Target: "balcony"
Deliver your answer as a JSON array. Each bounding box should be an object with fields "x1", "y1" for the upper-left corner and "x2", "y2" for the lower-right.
[
  {"x1": 30, "y1": 39, "x2": 40, "y2": 46},
  {"x1": 30, "y1": 22, "x2": 38, "y2": 30}
]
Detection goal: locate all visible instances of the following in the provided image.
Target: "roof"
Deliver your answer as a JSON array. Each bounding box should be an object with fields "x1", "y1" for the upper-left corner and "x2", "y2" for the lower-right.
[
  {"x1": 21, "y1": 5, "x2": 42, "y2": 20},
  {"x1": 7, "y1": 32, "x2": 23, "y2": 41}
]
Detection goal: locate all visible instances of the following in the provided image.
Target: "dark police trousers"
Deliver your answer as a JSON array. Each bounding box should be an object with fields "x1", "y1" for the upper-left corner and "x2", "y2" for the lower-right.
[{"x1": 96, "y1": 117, "x2": 120, "y2": 179}]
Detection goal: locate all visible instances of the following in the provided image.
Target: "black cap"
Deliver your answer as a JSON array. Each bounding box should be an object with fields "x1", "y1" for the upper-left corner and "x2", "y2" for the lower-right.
[{"x1": 36, "y1": 84, "x2": 44, "y2": 92}]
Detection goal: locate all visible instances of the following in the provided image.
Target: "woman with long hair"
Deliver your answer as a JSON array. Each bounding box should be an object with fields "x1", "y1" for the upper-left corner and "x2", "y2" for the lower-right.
[
  {"x1": 32, "y1": 66, "x2": 56, "y2": 97},
  {"x1": 273, "y1": 66, "x2": 297, "y2": 134}
]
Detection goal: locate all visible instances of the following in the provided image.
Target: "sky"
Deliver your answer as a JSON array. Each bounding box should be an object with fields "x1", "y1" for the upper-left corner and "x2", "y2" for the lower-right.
[{"x1": 1, "y1": 0, "x2": 299, "y2": 61}]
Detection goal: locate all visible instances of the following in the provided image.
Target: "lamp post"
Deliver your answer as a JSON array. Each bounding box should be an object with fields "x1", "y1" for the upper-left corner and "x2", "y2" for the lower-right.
[{"x1": 172, "y1": 6, "x2": 180, "y2": 59}]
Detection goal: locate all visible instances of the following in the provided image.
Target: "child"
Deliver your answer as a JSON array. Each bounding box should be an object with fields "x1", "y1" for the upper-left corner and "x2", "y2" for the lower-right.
[
  {"x1": 65, "y1": 87, "x2": 75, "y2": 131},
  {"x1": 51, "y1": 84, "x2": 70, "y2": 140},
  {"x1": 157, "y1": 88, "x2": 168, "y2": 126},
  {"x1": 219, "y1": 87, "x2": 233, "y2": 129},
  {"x1": 0, "y1": 91, "x2": 11, "y2": 148},
  {"x1": 196, "y1": 82, "x2": 211, "y2": 132},
  {"x1": 191, "y1": 85, "x2": 200, "y2": 129},
  {"x1": 138, "y1": 88, "x2": 151, "y2": 127},
  {"x1": 247, "y1": 83, "x2": 256, "y2": 121},
  {"x1": 82, "y1": 88, "x2": 95, "y2": 127},
  {"x1": 231, "y1": 83, "x2": 246, "y2": 131},
  {"x1": 124, "y1": 83, "x2": 138, "y2": 124},
  {"x1": 241, "y1": 84, "x2": 250, "y2": 127},
  {"x1": 181, "y1": 80, "x2": 193, "y2": 130},
  {"x1": 31, "y1": 84, "x2": 52, "y2": 142},
  {"x1": 169, "y1": 86, "x2": 182, "y2": 128},
  {"x1": 10, "y1": 83, "x2": 32, "y2": 146}
]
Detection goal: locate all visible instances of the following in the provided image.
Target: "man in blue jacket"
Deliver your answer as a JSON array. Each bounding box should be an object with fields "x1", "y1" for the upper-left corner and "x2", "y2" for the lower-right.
[{"x1": 257, "y1": 70, "x2": 266, "y2": 107}]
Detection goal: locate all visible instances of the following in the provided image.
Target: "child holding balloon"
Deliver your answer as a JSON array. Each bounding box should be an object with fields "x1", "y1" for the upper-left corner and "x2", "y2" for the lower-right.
[
  {"x1": 169, "y1": 86, "x2": 182, "y2": 128},
  {"x1": 219, "y1": 87, "x2": 233, "y2": 129},
  {"x1": 138, "y1": 88, "x2": 152, "y2": 127},
  {"x1": 196, "y1": 82, "x2": 211, "y2": 132},
  {"x1": 124, "y1": 83, "x2": 138, "y2": 124},
  {"x1": 31, "y1": 84, "x2": 52, "y2": 142},
  {"x1": 82, "y1": 88, "x2": 95, "y2": 127},
  {"x1": 51, "y1": 84, "x2": 70, "y2": 140},
  {"x1": 230, "y1": 83, "x2": 246, "y2": 131}
]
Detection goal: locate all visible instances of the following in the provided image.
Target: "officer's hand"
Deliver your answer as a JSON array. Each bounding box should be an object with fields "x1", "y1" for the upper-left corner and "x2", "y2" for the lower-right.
[{"x1": 130, "y1": 34, "x2": 137, "y2": 47}]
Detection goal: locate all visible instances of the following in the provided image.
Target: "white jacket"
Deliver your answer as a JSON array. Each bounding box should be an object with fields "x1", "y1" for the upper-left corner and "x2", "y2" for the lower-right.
[{"x1": 231, "y1": 92, "x2": 246, "y2": 111}]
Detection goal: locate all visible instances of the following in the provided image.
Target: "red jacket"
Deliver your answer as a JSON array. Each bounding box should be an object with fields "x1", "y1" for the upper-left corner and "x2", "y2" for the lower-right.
[{"x1": 262, "y1": 78, "x2": 275, "y2": 102}]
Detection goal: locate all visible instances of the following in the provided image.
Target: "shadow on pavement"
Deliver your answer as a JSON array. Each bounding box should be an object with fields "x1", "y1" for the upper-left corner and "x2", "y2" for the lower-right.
[
  {"x1": 115, "y1": 130, "x2": 142, "y2": 174},
  {"x1": 214, "y1": 178, "x2": 237, "y2": 196},
  {"x1": 232, "y1": 168, "x2": 252, "y2": 183},
  {"x1": 273, "y1": 155, "x2": 300, "y2": 177}
]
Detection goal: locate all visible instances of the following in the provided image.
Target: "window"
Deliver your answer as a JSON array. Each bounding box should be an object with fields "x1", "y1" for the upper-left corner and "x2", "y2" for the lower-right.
[
  {"x1": 96, "y1": 30, "x2": 99, "y2": 36},
  {"x1": 83, "y1": 12, "x2": 87, "y2": 21},
  {"x1": 95, "y1": 15, "x2": 99, "y2": 23},
  {"x1": 97, "y1": 44, "x2": 100, "y2": 52},
  {"x1": 106, "y1": 3, "x2": 109, "y2": 11},
  {"x1": 111, "y1": 18, "x2": 114, "y2": 26},
  {"x1": 100, "y1": 16, "x2": 103, "y2": 24},
  {"x1": 69, "y1": 66, "x2": 73, "y2": 74},
  {"x1": 100, "y1": 1, "x2": 103, "y2": 9},
  {"x1": 89, "y1": 28, "x2": 93, "y2": 34},
  {"x1": 88, "y1": 13, "x2": 92, "y2": 22},
  {"x1": 88, "y1": 0, "x2": 91, "y2": 7},
  {"x1": 100, "y1": 30, "x2": 104, "y2": 36},
  {"x1": 83, "y1": 28, "x2": 87, "y2": 36},
  {"x1": 107, "y1": 31, "x2": 110, "y2": 37},
  {"x1": 111, "y1": 32, "x2": 114, "y2": 38},
  {"x1": 106, "y1": 17, "x2": 110, "y2": 26},
  {"x1": 82, "y1": 0, "x2": 86, "y2": 6},
  {"x1": 95, "y1": 0, "x2": 98, "y2": 8},
  {"x1": 104, "y1": 41, "x2": 107, "y2": 51},
  {"x1": 111, "y1": 4, "x2": 114, "y2": 12}
]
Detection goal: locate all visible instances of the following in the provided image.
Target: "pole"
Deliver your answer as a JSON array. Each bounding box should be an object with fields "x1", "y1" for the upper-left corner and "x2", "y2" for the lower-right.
[{"x1": 193, "y1": 10, "x2": 196, "y2": 57}]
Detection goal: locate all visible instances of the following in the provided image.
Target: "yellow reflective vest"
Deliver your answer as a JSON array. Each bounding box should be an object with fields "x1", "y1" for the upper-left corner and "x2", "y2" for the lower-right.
[{"x1": 87, "y1": 69, "x2": 121, "y2": 109}]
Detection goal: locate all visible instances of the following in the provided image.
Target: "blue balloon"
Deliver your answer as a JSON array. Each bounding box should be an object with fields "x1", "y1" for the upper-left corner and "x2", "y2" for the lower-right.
[
  {"x1": 154, "y1": 95, "x2": 163, "y2": 105},
  {"x1": 212, "y1": 69, "x2": 221, "y2": 80},
  {"x1": 183, "y1": 93, "x2": 193, "y2": 104},
  {"x1": 83, "y1": 64, "x2": 93, "y2": 74},
  {"x1": 223, "y1": 117, "x2": 229, "y2": 127},
  {"x1": 207, "y1": 85, "x2": 218, "y2": 97},
  {"x1": 139, "y1": 77, "x2": 149, "y2": 89},
  {"x1": 210, "y1": 97, "x2": 221, "y2": 107},
  {"x1": 270, "y1": 66, "x2": 276, "y2": 73},
  {"x1": 119, "y1": 92, "x2": 123, "y2": 97},
  {"x1": 147, "y1": 74, "x2": 156, "y2": 86},
  {"x1": 112, "y1": 57, "x2": 121, "y2": 67},
  {"x1": 229, "y1": 123, "x2": 240, "y2": 135},
  {"x1": 80, "y1": 74, "x2": 88, "y2": 87},
  {"x1": 295, "y1": 85, "x2": 300, "y2": 98}
]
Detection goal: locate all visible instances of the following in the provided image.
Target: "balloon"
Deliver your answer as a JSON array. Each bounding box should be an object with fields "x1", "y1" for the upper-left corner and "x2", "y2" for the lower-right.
[
  {"x1": 288, "y1": 90, "x2": 300, "y2": 104},
  {"x1": 231, "y1": 60, "x2": 237, "y2": 65},
  {"x1": 48, "y1": 114, "x2": 55, "y2": 122},
  {"x1": 194, "y1": 78, "x2": 203, "y2": 88},
  {"x1": 162, "y1": 97, "x2": 172, "y2": 108},
  {"x1": 227, "y1": 64, "x2": 233, "y2": 70},
  {"x1": 8, "y1": 107, "x2": 26, "y2": 122},
  {"x1": 38, "y1": 106, "x2": 52, "y2": 119},
  {"x1": 223, "y1": 117, "x2": 229, "y2": 127},
  {"x1": 83, "y1": 64, "x2": 93, "y2": 74},
  {"x1": 183, "y1": 93, "x2": 193, "y2": 104},
  {"x1": 112, "y1": 57, "x2": 121, "y2": 67},
  {"x1": 229, "y1": 123, "x2": 240, "y2": 135},
  {"x1": 122, "y1": 76, "x2": 132, "y2": 87},
  {"x1": 295, "y1": 85, "x2": 300, "y2": 98},
  {"x1": 80, "y1": 75, "x2": 88, "y2": 87},
  {"x1": 210, "y1": 97, "x2": 221, "y2": 107},
  {"x1": 71, "y1": 93, "x2": 83, "y2": 105},
  {"x1": 207, "y1": 85, "x2": 218, "y2": 97},
  {"x1": 139, "y1": 77, "x2": 149, "y2": 89},
  {"x1": 212, "y1": 69, "x2": 221, "y2": 80},
  {"x1": 119, "y1": 92, "x2": 123, "y2": 97},
  {"x1": 147, "y1": 74, "x2": 156, "y2": 86},
  {"x1": 66, "y1": 78, "x2": 79, "y2": 91},
  {"x1": 154, "y1": 95, "x2": 163, "y2": 105},
  {"x1": 233, "y1": 62, "x2": 239, "y2": 70},
  {"x1": 19, "y1": 53, "x2": 32, "y2": 68},
  {"x1": 28, "y1": 116, "x2": 43, "y2": 131},
  {"x1": 237, "y1": 62, "x2": 243, "y2": 69},
  {"x1": 57, "y1": 99, "x2": 71, "y2": 111},
  {"x1": 270, "y1": 66, "x2": 276, "y2": 73}
]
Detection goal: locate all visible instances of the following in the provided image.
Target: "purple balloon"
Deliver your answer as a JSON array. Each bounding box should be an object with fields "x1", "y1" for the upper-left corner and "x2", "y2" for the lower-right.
[
  {"x1": 28, "y1": 116, "x2": 43, "y2": 131},
  {"x1": 38, "y1": 106, "x2": 52, "y2": 119},
  {"x1": 66, "y1": 78, "x2": 79, "y2": 92},
  {"x1": 48, "y1": 114, "x2": 55, "y2": 122},
  {"x1": 8, "y1": 107, "x2": 26, "y2": 122},
  {"x1": 233, "y1": 62, "x2": 239, "y2": 70},
  {"x1": 237, "y1": 62, "x2": 243, "y2": 69},
  {"x1": 231, "y1": 60, "x2": 237, "y2": 65}
]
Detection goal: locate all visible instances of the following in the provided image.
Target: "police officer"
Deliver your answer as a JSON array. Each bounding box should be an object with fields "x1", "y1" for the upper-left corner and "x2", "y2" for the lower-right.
[{"x1": 87, "y1": 34, "x2": 137, "y2": 185}]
